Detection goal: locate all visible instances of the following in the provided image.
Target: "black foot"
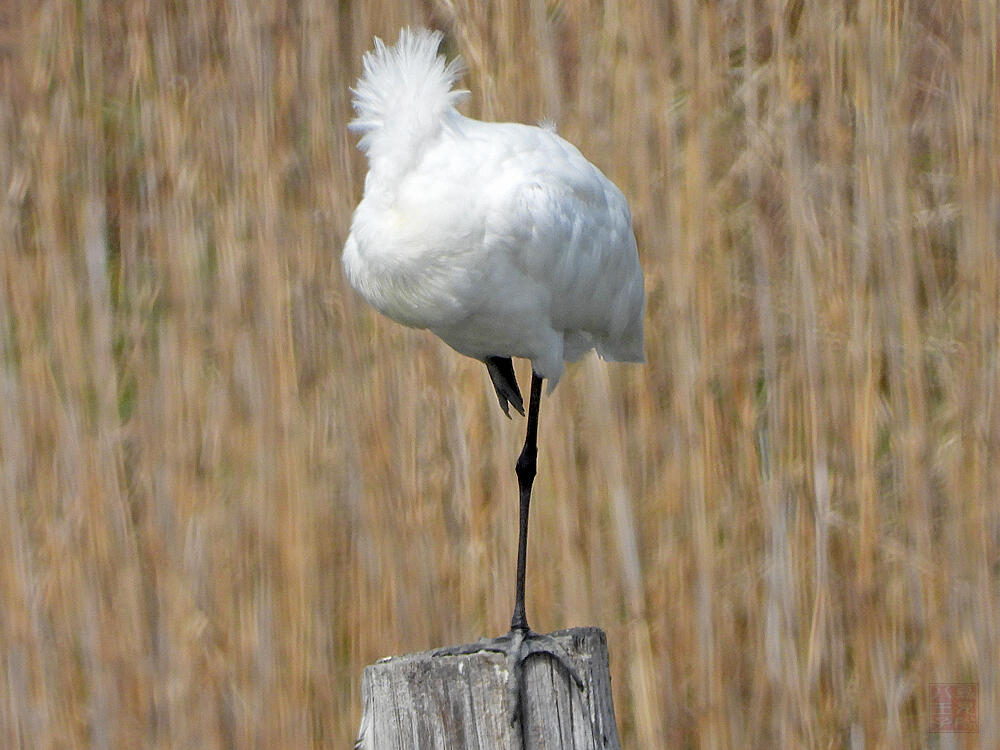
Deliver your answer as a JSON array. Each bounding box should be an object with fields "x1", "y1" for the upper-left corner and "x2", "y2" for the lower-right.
[
  {"x1": 485, "y1": 357, "x2": 524, "y2": 418},
  {"x1": 435, "y1": 629, "x2": 585, "y2": 725}
]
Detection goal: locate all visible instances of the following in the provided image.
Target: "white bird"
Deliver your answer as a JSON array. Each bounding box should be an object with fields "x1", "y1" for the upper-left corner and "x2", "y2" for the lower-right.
[{"x1": 343, "y1": 27, "x2": 644, "y2": 716}]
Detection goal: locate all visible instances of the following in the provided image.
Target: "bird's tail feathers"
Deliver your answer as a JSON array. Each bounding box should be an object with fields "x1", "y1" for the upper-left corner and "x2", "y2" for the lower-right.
[{"x1": 349, "y1": 28, "x2": 468, "y2": 163}]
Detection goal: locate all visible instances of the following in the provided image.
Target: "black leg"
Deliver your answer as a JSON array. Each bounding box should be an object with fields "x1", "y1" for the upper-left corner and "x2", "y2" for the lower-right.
[
  {"x1": 434, "y1": 369, "x2": 583, "y2": 725},
  {"x1": 510, "y1": 371, "x2": 543, "y2": 631}
]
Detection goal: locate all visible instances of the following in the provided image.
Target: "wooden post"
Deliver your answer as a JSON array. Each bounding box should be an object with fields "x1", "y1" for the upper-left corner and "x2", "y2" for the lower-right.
[{"x1": 355, "y1": 627, "x2": 622, "y2": 749}]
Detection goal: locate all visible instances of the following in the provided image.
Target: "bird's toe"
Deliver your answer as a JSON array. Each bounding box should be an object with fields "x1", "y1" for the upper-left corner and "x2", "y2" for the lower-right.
[{"x1": 435, "y1": 629, "x2": 585, "y2": 725}]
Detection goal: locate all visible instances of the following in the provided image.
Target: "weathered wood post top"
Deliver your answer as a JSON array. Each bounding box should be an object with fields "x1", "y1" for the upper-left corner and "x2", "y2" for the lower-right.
[{"x1": 356, "y1": 626, "x2": 622, "y2": 750}]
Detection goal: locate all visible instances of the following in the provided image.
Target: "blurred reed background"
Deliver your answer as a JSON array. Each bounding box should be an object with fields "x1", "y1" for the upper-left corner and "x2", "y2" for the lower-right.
[{"x1": 1, "y1": 0, "x2": 997, "y2": 747}]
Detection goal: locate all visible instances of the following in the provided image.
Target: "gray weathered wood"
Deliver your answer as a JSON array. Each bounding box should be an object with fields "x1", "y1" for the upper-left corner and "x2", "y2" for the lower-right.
[{"x1": 355, "y1": 627, "x2": 621, "y2": 750}]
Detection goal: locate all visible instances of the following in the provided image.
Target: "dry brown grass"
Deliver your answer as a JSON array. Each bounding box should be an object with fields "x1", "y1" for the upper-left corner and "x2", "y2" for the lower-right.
[{"x1": 1, "y1": 0, "x2": 997, "y2": 747}]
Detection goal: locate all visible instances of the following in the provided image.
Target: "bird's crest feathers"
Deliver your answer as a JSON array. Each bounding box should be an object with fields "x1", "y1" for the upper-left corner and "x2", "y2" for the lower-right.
[{"x1": 350, "y1": 28, "x2": 468, "y2": 166}]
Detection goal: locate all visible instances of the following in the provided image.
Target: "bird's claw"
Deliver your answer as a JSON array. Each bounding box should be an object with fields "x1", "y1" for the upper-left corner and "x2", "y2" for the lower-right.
[{"x1": 435, "y1": 629, "x2": 586, "y2": 725}]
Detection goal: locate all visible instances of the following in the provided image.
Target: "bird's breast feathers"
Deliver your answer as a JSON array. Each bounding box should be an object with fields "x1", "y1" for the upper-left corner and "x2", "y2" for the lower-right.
[{"x1": 342, "y1": 198, "x2": 485, "y2": 330}]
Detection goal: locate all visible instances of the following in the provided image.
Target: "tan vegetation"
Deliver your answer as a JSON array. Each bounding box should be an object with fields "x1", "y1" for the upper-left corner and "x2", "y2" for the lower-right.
[{"x1": 1, "y1": 0, "x2": 997, "y2": 747}]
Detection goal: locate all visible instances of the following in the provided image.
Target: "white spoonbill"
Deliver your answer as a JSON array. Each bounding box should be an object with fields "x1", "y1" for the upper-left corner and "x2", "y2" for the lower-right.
[{"x1": 343, "y1": 27, "x2": 645, "y2": 715}]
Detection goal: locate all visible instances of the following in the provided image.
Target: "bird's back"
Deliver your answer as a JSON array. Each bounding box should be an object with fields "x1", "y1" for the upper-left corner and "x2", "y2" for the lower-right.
[{"x1": 343, "y1": 29, "x2": 645, "y2": 386}]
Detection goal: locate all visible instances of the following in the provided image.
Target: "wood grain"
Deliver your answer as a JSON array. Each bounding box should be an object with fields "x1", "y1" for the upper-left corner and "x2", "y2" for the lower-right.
[{"x1": 356, "y1": 627, "x2": 622, "y2": 749}]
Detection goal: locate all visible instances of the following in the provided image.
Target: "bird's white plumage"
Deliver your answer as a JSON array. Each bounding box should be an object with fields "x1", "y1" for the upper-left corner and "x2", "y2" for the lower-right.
[{"x1": 343, "y1": 28, "x2": 645, "y2": 388}]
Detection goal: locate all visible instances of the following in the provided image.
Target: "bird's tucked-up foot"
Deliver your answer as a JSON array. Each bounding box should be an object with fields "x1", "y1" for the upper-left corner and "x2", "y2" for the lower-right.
[
  {"x1": 434, "y1": 628, "x2": 585, "y2": 725},
  {"x1": 485, "y1": 356, "x2": 525, "y2": 418}
]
